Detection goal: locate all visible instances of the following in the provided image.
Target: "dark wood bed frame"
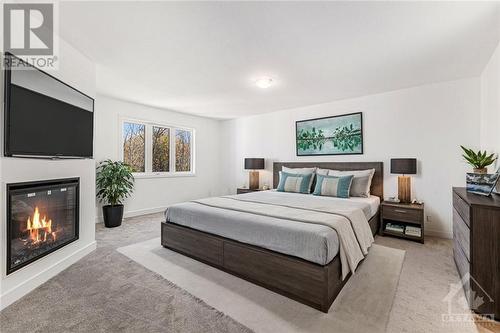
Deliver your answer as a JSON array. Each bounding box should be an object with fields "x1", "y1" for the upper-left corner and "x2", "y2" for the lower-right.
[{"x1": 161, "y1": 162, "x2": 383, "y2": 313}]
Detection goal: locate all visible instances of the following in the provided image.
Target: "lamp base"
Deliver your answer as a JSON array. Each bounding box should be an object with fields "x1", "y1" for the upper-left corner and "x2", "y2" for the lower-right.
[
  {"x1": 398, "y1": 176, "x2": 411, "y2": 203},
  {"x1": 249, "y1": 171, "x2": 260, "y2": 190}
]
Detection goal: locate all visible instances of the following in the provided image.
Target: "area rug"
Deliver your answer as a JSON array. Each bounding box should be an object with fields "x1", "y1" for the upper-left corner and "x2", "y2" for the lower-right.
[{"x1": 118, "y1": 238, "x2": 405, "y2": 333}]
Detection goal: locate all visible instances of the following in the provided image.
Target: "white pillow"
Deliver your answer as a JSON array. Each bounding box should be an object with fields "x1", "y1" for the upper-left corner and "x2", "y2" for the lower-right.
[
  {"x1": 316, "y1": 168, "x2": 330, "y2": 176},
  {"x1": 282, "y1": 166, "x2": 316, "y2": 193},
  {"x1": 327, "y1": 169, "x2": 375, "y2": 198}
]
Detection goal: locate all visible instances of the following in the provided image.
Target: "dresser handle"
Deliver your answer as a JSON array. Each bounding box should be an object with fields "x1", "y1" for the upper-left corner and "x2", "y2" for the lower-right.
[{"x1": 394, "y1": 209, "x2": 407, "y2": 213}]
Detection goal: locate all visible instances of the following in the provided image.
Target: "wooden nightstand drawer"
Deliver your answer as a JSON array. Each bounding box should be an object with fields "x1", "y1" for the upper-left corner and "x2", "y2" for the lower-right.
[{"x1": 383, "y1": 206, "x2": 422, "y2": 224}]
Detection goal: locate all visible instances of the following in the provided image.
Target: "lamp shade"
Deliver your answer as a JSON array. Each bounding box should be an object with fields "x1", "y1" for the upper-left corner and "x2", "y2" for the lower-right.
[
  {"x1": 391, "y1": 158, "x2": 417, "y2": 174},
  {"x1": 244, "y1": 158, "x2": 265, "y2": 170}
]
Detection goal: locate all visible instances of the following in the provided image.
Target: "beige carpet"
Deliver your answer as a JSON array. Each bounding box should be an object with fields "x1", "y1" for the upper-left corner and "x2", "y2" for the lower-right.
[
  {"x1": 378, "y1": 236, "x2": 485, "y2": 333},
  {"x1": 118, "y1": 239, "x2": 405, "y2": 333},
  {"x1": 0, "y1": 214, "x2": 252, "y2": 333}
]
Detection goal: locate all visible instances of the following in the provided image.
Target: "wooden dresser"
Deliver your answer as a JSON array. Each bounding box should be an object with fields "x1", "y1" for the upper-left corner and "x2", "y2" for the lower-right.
[{"x1": 452, "y1": 187, "x2": 500, "y2": 320}]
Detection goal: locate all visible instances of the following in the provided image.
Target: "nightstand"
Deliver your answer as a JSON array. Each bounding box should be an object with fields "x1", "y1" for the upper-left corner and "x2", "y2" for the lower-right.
[
  {"x1": 379, "y1": 201, "x2": 424, "y2": 243},
  {"x1": 236, "y1": 188, "x2": 266, "y2": 194}
]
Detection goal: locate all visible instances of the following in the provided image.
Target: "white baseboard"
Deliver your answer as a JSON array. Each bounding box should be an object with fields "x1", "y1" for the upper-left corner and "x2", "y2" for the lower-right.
[
  {"x1": 123, "y1": 206, "x2": 169, "y2": 218},
  {"x1": 0, "y1": 241, "x2": 97, "y2": 311},
  {"x1": 425, "y1": 228, "x2": 453, "y2": 239},
  {"x1": 95, "y1": 205, "x2": 169, "y2": 223}
]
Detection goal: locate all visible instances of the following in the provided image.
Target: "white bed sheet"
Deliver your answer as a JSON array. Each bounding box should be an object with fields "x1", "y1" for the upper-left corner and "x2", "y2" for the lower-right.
[{"x1": 264, "y1": 190, "x2": 380, "y2": 219}]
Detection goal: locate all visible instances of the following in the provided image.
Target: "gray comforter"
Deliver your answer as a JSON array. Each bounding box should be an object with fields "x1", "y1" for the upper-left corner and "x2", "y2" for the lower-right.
[{"x1": 165, "y1": 191, "x2": 374, "y2": 275}]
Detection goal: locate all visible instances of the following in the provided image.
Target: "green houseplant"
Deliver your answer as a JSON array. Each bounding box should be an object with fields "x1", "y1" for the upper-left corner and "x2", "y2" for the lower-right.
[
  {"x1": 460, "y1": 146, "x2": 497, "y2": 174},
  {"x1": 96, "y1": 160, "x2": 134, "y2": 228}
]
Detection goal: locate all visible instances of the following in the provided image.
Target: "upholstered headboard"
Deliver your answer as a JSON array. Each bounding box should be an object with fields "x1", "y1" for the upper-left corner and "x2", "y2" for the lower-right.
[{"x1": 273, "y1": 162, "x2": 384, "y2": 199}]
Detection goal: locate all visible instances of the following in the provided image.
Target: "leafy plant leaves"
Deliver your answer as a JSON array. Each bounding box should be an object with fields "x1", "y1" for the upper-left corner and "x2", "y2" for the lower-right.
[
  {"x1": 96, "y1": 159, "x2": 135, "y2": 205},
  {"x1": 460, "y1": 146, "x2": 497, "y2": 169}
]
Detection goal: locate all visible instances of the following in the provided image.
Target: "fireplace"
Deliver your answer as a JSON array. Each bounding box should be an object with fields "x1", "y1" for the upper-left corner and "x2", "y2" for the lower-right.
[{"x1": 7, "y1": 178, "x2": 79, "y2": 274}]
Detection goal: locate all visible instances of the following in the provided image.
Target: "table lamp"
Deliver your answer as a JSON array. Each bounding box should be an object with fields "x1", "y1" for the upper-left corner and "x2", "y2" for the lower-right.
[
  {"x1": 244, "y1": 158, "x2": 265, "y2": 190},
  {"x1": 391, "y1": 158, "x2": 417, "y2": 203}
]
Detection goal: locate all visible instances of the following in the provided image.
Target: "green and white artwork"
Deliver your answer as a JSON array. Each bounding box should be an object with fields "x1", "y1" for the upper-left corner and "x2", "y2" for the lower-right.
[{"x1": 296, "y1": 112, "x2": 363, "y2": 156}]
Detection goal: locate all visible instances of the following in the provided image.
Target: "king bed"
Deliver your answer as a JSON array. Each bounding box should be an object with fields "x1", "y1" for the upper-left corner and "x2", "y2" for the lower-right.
[{"x1": 161, "y1": 162, "x2": 383, "y2": 312}]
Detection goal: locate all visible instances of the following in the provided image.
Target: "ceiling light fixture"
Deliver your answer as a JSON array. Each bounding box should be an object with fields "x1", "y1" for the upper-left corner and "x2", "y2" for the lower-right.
[{"x1": 255, "y1": 76, "x2": 275, "y2": 89}]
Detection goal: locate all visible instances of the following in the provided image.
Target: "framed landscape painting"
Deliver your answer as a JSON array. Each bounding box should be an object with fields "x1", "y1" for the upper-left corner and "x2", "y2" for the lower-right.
[{"x1": 296, "y1": 112, "x2": 363, "y2": 156}]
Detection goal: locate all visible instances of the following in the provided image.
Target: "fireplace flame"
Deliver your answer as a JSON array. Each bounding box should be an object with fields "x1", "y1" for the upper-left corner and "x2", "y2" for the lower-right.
[{"x1": 26, "y1": 207, "x2": 54, "y2": 243}]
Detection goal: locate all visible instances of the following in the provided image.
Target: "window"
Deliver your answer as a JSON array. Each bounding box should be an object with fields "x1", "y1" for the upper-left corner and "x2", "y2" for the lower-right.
[
  {"x1": 121, "y1": 119, "x2": 194, "y2": 176},
  {"x1": 175, "y1": 129, "x2": 191, "y2": 172},
  {"x1": 123, "y1": 122, "x2": 145, "y2": 172},
  {"x1": 152, "y1": 126, "x2": 170, "y2": 172}
]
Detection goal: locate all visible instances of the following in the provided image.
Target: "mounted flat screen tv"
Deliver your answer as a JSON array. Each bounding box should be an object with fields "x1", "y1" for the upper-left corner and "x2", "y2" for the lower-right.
[{"x1": 4, "y1": 53, "x2": 94, "y2": 158}]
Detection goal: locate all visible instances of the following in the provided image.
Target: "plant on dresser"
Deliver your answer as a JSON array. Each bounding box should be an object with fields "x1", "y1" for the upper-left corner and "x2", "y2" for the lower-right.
[
  {"x1": 460, "y1": 146, "x2": 497, "y2": 174},
  {"x1": 452, "y1": 187, "x2": 500, "y2": 320}
]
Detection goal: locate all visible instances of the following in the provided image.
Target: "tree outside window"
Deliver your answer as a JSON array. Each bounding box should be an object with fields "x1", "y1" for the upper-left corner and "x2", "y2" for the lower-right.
[
  {"x1": 153, "y1": 126, "x2": 170, "y2": 172},
  {"x1": 175, "y1": 129, "x2": 191, "y2": 172},
  {"x1": 123, "y1": 122, "x2": 145, "y2": 172}
]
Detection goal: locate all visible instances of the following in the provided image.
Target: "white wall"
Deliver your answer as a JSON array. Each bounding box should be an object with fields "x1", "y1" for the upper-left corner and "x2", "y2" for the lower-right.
[
  {"x1": 0, "y1": 39, "x2": 97, "y2": 309},
  {"x1": 94, "y1": 95, "x2": 224, "y2": 219},
  {"x1": 480, "y1": 41, "x2": 500, "y2": 171},
  {"x1": 221, "y1": 78, "x2": 481, "y2": 239}
]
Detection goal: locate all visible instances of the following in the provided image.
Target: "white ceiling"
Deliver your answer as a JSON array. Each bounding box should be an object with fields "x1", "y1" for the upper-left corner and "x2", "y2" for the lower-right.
[{"x1": 59, "y1": 1, "x2": 500, "y2": 119}]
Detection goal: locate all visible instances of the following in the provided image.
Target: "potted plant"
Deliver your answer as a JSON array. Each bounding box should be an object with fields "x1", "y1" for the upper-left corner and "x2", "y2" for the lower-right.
[
  {"x1": 460, "y1": 146, "x2": 497, "y2": 174},
  {"x1": 96, "y1": 160, "x2": 134, "y2": 228}
]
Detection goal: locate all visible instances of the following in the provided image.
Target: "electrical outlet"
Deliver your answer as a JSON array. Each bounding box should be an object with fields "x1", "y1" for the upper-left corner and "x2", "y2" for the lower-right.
[{"x1": 426, "y1": 215, "x2": 432, "y2": 223}]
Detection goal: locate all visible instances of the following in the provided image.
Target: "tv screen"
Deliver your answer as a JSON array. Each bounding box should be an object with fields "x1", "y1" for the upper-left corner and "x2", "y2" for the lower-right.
[{"x1": 4, "y1": 53, "x2": 94, "y2": 158}]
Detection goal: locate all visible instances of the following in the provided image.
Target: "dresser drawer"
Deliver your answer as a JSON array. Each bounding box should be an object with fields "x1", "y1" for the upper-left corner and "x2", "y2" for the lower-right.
[
  {"x1": 453, "y1": 241, "x2": 470, "y2": 298},
  {"x1": 382, "y1": 206, "x2": 422, "y2": 224},
  {"x1": 453, "y1": 208, "x2": 470, "y2": 261},
  {"x1": 453, "y1": 192, "x2": 470, "y2": 227}
]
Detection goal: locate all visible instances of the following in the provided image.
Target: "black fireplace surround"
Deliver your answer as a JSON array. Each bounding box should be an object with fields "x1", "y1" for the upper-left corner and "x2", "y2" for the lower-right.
[{"x1": 7, "y1": 178, "x2": 79, "y2": 274}]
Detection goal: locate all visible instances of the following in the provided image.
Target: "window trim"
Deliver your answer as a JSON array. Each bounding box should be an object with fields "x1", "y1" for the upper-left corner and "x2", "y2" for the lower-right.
[{"x1": 120, "y1": 117, "x2": 196, "y2": 178}]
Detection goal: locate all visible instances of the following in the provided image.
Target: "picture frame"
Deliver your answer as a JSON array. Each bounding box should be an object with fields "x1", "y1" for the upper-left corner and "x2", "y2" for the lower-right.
[
  {"x1": 466, "y1": 171, "x2": 500, "y2": 197},
  {"x1": 296, "y1": 112, "x2": 363, "y2": 156}
]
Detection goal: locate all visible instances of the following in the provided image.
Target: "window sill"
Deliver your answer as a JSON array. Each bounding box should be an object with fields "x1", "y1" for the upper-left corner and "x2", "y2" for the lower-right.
[{"x1": 132, "y1": 172, "x2": 196, "y2": 179}]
